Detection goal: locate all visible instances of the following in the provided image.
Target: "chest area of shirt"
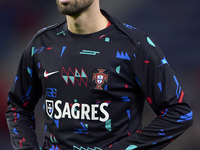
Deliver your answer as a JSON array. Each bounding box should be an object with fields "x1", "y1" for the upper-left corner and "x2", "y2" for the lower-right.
[{"x1": 34, "y1": 34, "x2": 137, "y2": 96}]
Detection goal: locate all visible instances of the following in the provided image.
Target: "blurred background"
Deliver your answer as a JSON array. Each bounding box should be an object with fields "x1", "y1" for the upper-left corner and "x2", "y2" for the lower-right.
[{"x1": 0, "y1": 0, "x2": 199, "y2": 149}]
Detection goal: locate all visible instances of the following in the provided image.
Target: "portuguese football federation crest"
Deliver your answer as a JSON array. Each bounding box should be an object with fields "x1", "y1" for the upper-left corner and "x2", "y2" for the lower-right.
[{"x1": 93, "y1": 69, "x2": 108, "y2": 90}]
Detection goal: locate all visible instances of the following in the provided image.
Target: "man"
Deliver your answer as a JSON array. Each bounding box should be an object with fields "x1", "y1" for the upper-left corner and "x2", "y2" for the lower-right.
[{"x1": 6, "y1": 0, "x2": 193, "y2": 149}]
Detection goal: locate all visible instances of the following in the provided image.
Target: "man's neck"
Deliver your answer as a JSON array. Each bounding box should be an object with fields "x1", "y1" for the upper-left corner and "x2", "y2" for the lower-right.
[{"x1": 66, "y1": 3, "x2": 108, "y2": 34}]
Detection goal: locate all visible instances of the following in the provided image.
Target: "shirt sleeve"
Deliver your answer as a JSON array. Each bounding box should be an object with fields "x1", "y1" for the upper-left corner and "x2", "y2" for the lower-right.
[
  {"x1": 5, "y1": 39, "x2": 42, "y2": 150},
  {"x1": 106, "y1": 36, "x2": 193, "y2": 150}
]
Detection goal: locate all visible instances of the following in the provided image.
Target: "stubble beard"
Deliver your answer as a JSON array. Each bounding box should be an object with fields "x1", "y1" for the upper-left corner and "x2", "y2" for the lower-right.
[{"x1": 56, "y1": 0, "x2": 94, "y2": 16}]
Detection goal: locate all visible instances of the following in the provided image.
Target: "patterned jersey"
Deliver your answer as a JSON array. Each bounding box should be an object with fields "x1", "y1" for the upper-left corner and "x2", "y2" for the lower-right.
[{"x1": 6, "y1": 10, "x2": 193, "y2": 150}]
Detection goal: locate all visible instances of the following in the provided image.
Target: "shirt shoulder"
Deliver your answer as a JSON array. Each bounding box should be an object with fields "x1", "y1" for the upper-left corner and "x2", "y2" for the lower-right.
[
  {"x1": 33, "y1": 19, "x2": 67, "y2": 40},
  {"x1": 122, "y1": 23, "x2": 148, "y2": 41},
  {"x1": 22, "y1": 20, "x2": 66, "y2": 60}
]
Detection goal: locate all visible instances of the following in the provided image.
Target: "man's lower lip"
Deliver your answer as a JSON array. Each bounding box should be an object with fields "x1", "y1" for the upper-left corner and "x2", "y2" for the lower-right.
[{"x1": 59, "y1": 0, "x2": 71, "y2": 3}]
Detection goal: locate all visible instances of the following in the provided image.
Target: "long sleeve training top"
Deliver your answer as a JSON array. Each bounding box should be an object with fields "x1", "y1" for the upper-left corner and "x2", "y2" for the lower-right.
[{"x1": 6, "y1": 10, "x2": 193, "y2": 150}]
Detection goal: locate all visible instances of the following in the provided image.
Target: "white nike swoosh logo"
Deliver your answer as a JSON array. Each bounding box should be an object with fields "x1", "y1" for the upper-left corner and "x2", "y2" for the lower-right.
[{"x1": 44, "y1": 70, "x2": 59, "y2": 77}]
